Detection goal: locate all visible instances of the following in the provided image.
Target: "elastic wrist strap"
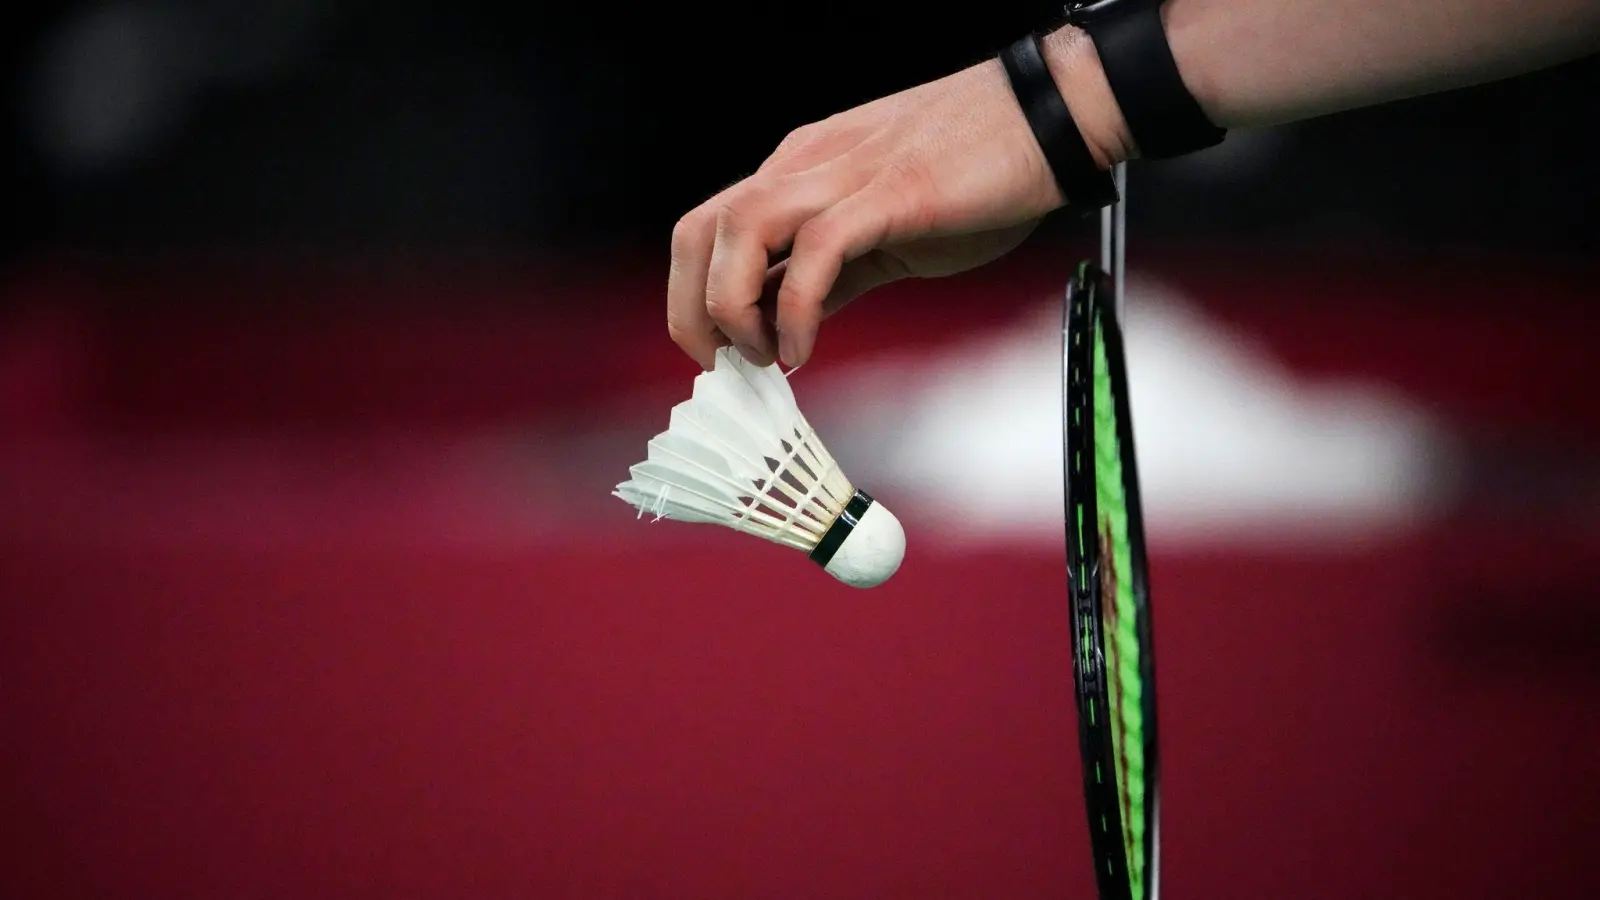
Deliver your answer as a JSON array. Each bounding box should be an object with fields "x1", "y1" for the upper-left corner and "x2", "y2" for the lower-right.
[
  {"x1": 1069, "y1": 0, "x2": 1225, "y2": 159},
  {"x1": 999, "y1": 35, "x2": 1119, "y2": 216}
]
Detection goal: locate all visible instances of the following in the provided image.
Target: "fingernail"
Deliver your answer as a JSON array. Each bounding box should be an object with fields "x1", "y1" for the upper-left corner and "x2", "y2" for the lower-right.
[
  {"x1": 734, "y1": 343, "x2": 768, "y2": 366},
  {"x1": 778, "y1": 333, "x2": 796, "y2": 368}
]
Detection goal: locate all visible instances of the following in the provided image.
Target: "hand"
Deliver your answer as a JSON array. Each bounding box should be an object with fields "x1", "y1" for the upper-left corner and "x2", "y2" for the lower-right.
[{"x1": 666, "y1": 30, "x2": 1124, "y2": 370}]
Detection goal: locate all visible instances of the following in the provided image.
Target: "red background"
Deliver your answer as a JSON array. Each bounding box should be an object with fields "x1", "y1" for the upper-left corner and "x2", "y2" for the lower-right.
[{"x1": 4, "y1": 247, "x2": 1598, "y2": 899}]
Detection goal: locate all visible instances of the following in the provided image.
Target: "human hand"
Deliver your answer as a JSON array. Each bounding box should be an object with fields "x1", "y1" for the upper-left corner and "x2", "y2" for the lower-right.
[{"x1": 666, "y1": 29, "x2": 1126, "y2": 370}]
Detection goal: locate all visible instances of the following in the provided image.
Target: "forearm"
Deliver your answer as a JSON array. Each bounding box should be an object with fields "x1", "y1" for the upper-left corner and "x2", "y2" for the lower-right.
[{"x1": 1045, "y1": 0, "x2": 1600, "y2": 163}]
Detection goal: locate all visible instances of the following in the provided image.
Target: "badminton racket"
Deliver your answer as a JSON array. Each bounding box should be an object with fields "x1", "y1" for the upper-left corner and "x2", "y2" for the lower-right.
[{"x1": 1063, "y1": 161, "x2": 1161, "y2": 900}]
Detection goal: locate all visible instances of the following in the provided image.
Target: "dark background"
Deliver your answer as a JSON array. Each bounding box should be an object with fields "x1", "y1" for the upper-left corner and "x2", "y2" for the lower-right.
[
  {"x1": 6, "y1": 0, "x2": 1598, "y2": 258},
  {"x1": 4, "y1": 4, "x2": 1598, "y2": 900}
]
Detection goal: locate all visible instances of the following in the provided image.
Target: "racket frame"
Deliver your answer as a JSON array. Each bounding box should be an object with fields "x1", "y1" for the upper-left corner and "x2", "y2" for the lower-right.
[{"x1": 1063, "y1": 162, "x2": 1161, "y2": 900}]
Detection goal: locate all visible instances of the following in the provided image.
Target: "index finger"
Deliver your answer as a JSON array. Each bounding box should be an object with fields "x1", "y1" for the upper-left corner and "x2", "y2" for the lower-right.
[{"x1": 666, "y1": 206, "x2": 729, "y2": 370}]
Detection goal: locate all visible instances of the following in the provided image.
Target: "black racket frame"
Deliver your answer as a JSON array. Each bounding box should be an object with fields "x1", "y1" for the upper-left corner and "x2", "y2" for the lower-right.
[{"x1": 1063, "y1": 260, "x2": 1161, "y2": 900}]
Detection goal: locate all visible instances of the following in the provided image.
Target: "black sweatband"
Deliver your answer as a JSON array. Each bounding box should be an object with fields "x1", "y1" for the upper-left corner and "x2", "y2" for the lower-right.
[
  {"x1": 999, "y1": 34, "x2": 1119, "y2": 215},
  {"x1": 809, "y1": 490, "x2": 875, "y2": 568},
  {"x1": 1068, "y1": 0, "x2": 1225, "y2": 159}
]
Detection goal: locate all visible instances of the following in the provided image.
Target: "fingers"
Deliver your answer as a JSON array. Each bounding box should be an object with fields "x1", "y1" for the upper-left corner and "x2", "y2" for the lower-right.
[
  {"x1": 667, "y1": 211, "x2": 727, "y2": 370},
  {"x1": 704, "y1": 213, "x2": 799, "y2": 363},
  {"x1": 669, "y1": 173, "x2": 844, "y2": 370},
  {"x1": 704, "y1": 207, "x2": 777, "y2": 364},
  {"x1": 775, "y1": 184, "x2": 903, "y2": 368}
]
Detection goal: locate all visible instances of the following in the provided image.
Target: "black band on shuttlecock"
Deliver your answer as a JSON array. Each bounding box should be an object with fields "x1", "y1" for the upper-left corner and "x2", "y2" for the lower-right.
[{"x1": 809, "y1": 490, "x2": 875, "y2": 568}]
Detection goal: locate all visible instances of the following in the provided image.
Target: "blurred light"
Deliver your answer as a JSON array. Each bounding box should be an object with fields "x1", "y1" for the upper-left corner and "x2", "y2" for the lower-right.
[
  {"x1": 26, "y1": 2, "x2": 201, "y2": 175},
  {"x1": 25, "y1": 0, "x2": 346, "y2": 177},
  {"x1": 813, "y1": 277, "x2": 1454, "y2": 549}
]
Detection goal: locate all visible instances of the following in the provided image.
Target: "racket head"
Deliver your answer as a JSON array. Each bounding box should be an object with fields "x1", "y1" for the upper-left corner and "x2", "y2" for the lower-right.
[{"x1": 1062, "y1": 260, "x2": 1160, "y2": 900}]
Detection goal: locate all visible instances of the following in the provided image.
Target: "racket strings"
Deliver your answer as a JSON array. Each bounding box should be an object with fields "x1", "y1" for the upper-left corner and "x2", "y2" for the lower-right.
[
  {"x1": 1093, "y1": 315, "x2": 1149, "y2": 899},
  {"x1": 1067, "y1": 264, "x2": 1157, "y2": 900}
]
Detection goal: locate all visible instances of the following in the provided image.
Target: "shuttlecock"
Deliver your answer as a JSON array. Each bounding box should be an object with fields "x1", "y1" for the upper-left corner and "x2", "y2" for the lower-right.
[{"x1": 614, "y1": 347, "x2": 906, "y2": 588}]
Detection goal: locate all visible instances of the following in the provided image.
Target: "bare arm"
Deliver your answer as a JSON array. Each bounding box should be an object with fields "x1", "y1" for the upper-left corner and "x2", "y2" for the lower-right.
[
  {"x1": 668, "y1": 0, "x2": 1600, "y2": 370},
  {"x1": 1051, "y1": 0, "x2": 1600, "y2": 161}
]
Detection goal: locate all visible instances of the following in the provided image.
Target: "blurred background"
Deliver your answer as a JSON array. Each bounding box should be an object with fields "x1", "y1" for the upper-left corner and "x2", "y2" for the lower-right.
[{"x1": 3, "y1": 3, "x2": 1598, "y2": 898}]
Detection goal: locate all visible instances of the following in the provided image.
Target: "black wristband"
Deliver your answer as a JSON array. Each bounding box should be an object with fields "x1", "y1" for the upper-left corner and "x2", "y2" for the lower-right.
[
  {"x1": 999, "y1": 34, "x2": 1119, "y2": 216},
  {"x1": 1068, "y1": 0, "x2": 1225, "y2": 159}
]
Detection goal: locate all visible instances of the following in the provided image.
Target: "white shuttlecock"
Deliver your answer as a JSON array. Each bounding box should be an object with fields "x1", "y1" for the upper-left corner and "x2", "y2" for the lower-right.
[{"x1": 614, "y1": 346, "x2": 906, "y2": 589}]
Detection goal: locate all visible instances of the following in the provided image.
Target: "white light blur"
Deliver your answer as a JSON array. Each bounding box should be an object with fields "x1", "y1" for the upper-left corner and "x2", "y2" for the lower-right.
[{"x1": 808, "y1": 276, "x2": 1456, "y2": 550}]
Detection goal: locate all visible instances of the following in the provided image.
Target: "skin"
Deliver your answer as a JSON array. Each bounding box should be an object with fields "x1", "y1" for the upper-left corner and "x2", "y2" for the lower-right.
[{"x1": 666, "y1": 0, "x2": 1600, "y2": 371}]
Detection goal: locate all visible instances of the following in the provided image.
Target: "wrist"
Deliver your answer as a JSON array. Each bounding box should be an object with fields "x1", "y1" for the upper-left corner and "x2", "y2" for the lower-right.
[{"x1": 1040, "y1": 25, "x2": 1136, "y2": 168}]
